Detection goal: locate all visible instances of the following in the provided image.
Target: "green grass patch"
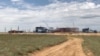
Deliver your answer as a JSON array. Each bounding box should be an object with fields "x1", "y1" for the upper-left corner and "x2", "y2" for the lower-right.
[
  {"x1": 76, "y1": 35, "x2": 100, "y2": 56},
  {"x1": 0, "y1": 34, "x2": 67, "y2": 56}
]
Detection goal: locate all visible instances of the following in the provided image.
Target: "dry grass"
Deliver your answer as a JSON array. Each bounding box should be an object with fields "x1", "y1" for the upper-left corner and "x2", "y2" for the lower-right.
[{"x1": 0, "y1": 34, "x2": 67, "y2": 56}]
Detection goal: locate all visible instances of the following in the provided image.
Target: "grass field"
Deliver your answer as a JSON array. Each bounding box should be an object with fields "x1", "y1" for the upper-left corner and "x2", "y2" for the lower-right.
[
  {"x1": 0, "y1": 34, "x2": 100, "y2": 56},
  {"x1": 72, "y1": 35, "x2": 100, "y2": 56},
  {"x1": 0, "y1": 34, "x2": 67, "y2": 56},
  {"x1": 81, "y1": 36, "x2": 100, "y2": 56}
]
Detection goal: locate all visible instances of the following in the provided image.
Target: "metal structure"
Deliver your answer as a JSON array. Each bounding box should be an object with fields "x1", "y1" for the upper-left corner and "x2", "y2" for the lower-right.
[
  {"x1": 35, "y1": 27, "x2": 48, "y2": 33},
  {"x1": 82, "y1": 28, "x2": 98, "y2": 33},
  {"x1": 8, "y1": 30, "x2": 24, "y2": 33},
  {"x1": 53, "y1": 27, "x2": 79, "y2": 33}
]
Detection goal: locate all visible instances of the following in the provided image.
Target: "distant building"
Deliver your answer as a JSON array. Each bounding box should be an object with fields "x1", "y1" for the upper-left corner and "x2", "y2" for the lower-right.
[
  {"x1": 8, "y1": 30, "x2": 24, "y2": 33},
  {"x1": 82, "y1": 28, "x2": 98, "y2": 33},
  {"x1": 82, "y1": 28, "x2": 89, "y2": 33},
  {"x1": 35, "y1": 27, "x2": 48, "y2": 33},
  {"x1": 53, "y1": 27, "x2": 79, "y2": 33}
]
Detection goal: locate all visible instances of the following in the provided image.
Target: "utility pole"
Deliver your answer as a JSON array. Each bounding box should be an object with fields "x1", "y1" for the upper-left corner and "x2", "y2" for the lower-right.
[
  {"x1": 10, "y1": 27, "x2": 12, "y2": 30},
  {"x1": 18, "y1": 26, "x2": 19, "y2": 31},
  {"x1": 4, "y1": 27, "x2": 7, "y2": 32},
  {"x1": 71, "y1": 18, "x2": 75, "y2": 28},
  {"x1": 72, "y1": 19, "x2": 75, "y2": 27}
]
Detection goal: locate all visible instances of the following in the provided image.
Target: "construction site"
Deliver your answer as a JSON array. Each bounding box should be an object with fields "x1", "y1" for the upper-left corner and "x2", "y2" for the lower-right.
[{"x1": 6, "y1": 26, "x2": 98, "y2": 34}]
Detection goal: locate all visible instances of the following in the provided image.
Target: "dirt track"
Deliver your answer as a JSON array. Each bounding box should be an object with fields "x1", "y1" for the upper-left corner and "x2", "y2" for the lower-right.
[{"x1": 30, "y1": 38, "x2": 86, "y2": 56}]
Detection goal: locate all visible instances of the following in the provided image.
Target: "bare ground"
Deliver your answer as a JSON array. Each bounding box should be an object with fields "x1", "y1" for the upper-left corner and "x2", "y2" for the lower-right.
[{"x1": 29, "y1": 37, "x2": 87, "y2": 56}]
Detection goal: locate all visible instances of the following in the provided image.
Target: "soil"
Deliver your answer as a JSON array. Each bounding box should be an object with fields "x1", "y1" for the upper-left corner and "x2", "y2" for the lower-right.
[{"x1": 29, "y1": 38, "x2": 87, "y2": 56}]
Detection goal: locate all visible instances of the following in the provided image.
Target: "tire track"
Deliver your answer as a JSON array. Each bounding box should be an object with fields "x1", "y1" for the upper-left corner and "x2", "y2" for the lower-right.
[{"x1": 30, "y1": 38, "x2": 86, "y2": 56}]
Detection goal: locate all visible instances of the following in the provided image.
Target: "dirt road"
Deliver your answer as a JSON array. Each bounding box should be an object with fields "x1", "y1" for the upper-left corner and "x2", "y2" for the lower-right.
[{"x1": 30, "y1": 38, "x2": 86, "y2": 56}]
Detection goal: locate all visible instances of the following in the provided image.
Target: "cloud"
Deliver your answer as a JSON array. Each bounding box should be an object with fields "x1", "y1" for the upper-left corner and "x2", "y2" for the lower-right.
[
  {"x1": 81, "y1": 14, "x2": 100, "y2": 18},
  {"x1": 0, "y1": 1, "x2": 100, "y2": 32},
  {"x1": 11, "y1": 0, "x2": 22, "y2": 2},
  {"x1": 86, "y1": 0, "x2": 93, "y2": 2}
]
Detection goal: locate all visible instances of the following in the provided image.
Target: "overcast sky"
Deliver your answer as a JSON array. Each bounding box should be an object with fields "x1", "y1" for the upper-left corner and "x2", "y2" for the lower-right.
[{"x1": 0, "y1": 0, "x2": 100, "y2": 32}]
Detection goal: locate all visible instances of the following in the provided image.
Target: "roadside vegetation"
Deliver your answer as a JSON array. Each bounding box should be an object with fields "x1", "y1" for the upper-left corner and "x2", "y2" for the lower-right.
[
  {"x1": 81, "y1": 36, "x2": 100, "y2": 56},
  {"x1": 74, "y1": 35, "x2": 100, "y2": 56},
  {"x1": 1, "y1": 34, "x2": 100, "y2": 56},
  {"x1": 0, "y1": 34, "x2": 67, "y2": 56}
]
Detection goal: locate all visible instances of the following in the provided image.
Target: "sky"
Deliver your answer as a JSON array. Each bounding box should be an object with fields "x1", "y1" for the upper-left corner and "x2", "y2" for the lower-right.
[{"x1": 0, "y1": 0, "x2": 100, "y2": 32}]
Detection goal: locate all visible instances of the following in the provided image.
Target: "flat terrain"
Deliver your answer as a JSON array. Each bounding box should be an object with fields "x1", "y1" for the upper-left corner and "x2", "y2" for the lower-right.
[
  {"x1": 29, "y1": 35, "x2": 100, "y2": 56},
  {"x1": 81, "y1": 36, "x2": 100, "y2": 56},
  {"x1": 0, "y1": 34, "x2": 67, "y2": 56},
  {"x1": 0, "y1": 34, "x2": 100, "y2": 56},
  {"x1": 30, "y1": 38, "x2": 86, "y2": 56}
]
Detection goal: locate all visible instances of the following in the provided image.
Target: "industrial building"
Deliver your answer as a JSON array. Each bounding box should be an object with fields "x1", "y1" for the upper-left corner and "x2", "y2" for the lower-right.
[
  {"x1": 35, "y1": 27, "x2": 48, "y2": 33},
  {"x1": 82, "y1": 28, "x2": 89, "y2": 33},
  {"x1": 82, "y1": 28, "x2": 97, "y2": 33},
  {"x1": 53, "y1": 27, "x2": 79, "y2": 33},
  {"x1": 34, "y1": 26, "x2": 79, "y2": 33},
  {"x1": 8, "y1": 30, "x2": 24, "y2": 33}
]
